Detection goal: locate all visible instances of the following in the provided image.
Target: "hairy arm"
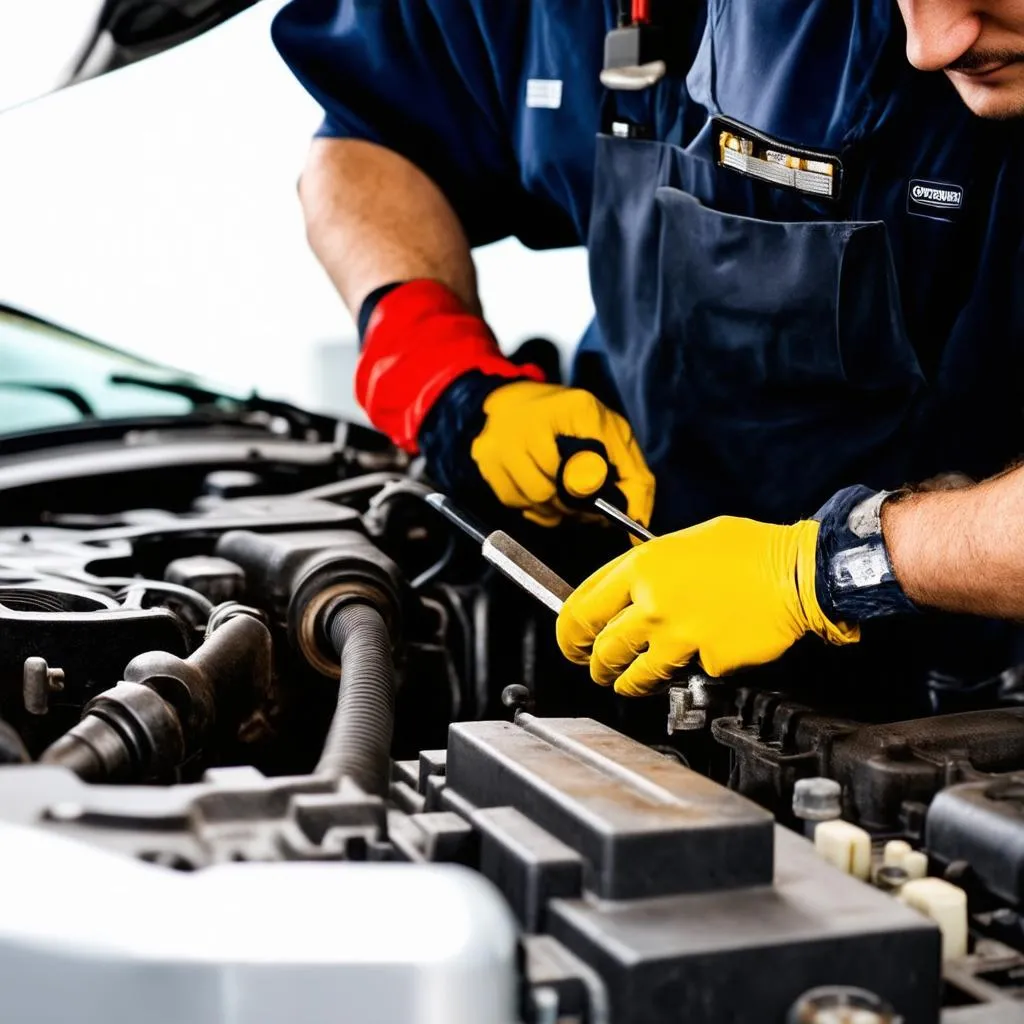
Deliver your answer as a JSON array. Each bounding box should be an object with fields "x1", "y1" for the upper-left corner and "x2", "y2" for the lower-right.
[
  {"x1": 882, "y1": 465, "x2": 1024, "y2": 618},
  {"x1": 298, "y1": 137, "x2": 481, "y2": 316}
]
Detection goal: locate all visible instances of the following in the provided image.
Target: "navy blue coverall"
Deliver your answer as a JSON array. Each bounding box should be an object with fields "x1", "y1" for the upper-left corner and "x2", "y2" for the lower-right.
[{"x1": 273, "y1": 0, "x2": 1024, "y2": 705}]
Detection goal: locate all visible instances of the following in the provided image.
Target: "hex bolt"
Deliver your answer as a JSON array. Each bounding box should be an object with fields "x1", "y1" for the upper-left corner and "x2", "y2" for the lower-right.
[
  {"x1": 22, "y1": 657, "x2": 66, "y2": 716},
  {"x1": 792, "y1": 777, "x2": 842, "y2": 822},
  {"x1": 667, "y1": 681, "x2": 707, "y2": 733}
]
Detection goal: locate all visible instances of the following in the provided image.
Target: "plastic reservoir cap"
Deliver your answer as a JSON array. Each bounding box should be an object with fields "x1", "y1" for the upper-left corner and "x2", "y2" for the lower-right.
[
  {"x1": 813, "y1": 820, "x2": 871, "y2": 881},
  {"x1": 902, "y1": 850, "x2": 928, "y2": 880},
  {"x1": 880, "y1": 840, "x2": 928, "y2": 882},
  {"x1": 881, "y1": 840, "x2": 927, "y2": 881},
  {"x1": 883, "y1": 840, "x2": 912, "y2": 868},
  {"x1": 899, "y1": 877, "x2": 967, "y2": 961}
]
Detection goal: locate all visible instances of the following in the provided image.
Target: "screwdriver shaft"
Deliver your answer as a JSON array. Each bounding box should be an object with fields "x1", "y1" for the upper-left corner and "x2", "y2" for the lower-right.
[{"x1": 593, "y1": 498, "x2": 655, "y2": 542}]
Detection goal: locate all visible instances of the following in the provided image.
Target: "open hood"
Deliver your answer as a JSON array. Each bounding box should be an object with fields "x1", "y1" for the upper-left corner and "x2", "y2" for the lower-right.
[
  {"x1": 0, "y1": 0, "x2": 261, "y2": 112},
  {"x1": 67, "y1": 0, "x2": 262, "y2": 83}
]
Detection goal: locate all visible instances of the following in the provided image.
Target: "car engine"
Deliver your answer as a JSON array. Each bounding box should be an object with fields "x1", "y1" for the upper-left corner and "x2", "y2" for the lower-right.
[{"x1": 1, "y1": 414, "x2": 1024, "y2": 1024}]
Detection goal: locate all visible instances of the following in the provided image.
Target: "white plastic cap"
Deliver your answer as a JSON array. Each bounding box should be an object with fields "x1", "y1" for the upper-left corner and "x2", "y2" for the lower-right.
[
  {"x1": 883, "y1": 840, "x2": 913, "y2": 868},
  {"x1": 900, "y1": 877, "x2": 968, "y2": 961},
  {"x1": 814, "y1": 820, "x2": 872, "y2": 881}
]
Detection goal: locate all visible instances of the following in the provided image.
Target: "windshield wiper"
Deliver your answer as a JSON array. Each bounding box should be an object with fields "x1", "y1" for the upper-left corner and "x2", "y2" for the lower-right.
[
  {"x1": 107, "y1": 374, "x2": 338, "y2": 440},
  {"x1": 108, "y1": 373, "x2": 226, "y2": 407},
  {"x1": 0, "y1": 382, "x2": 95, "y2": 417}
]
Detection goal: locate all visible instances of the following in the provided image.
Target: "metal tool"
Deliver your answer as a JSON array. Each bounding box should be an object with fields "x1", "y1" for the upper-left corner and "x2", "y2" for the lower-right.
[
  {"x1": 584, "y1": 488, "x2": 716, "y2": 730},
  {"x1": 555, "y1": 444, "x2": 619, "y2": 510},
  {"x1": 554, "y1": 446, "x2": 655, "y2": 542},
  {"x1": 593, "y1": 497, "x2": 655, "y2": 542},
  {"x1": 425, "y1": 494, "x2": 572, "y2": 613},
  {"x1": 428, "y1": 491, "x2": 710, "y2": 727}
]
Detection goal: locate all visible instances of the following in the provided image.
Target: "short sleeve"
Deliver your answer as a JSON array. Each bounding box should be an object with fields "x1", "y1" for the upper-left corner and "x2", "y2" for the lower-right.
[{"x1": 272, "y1": 0, "x2": 573, "y2": 248}]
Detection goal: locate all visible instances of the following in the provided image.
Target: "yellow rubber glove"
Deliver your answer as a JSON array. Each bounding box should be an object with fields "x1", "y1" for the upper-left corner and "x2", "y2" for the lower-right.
[
  {"x1": 556, "y1": 516, "x2": 859, "y2": 695},
  {"x1": 470, "y1": 381, "x2": 655, "y2": 529}
]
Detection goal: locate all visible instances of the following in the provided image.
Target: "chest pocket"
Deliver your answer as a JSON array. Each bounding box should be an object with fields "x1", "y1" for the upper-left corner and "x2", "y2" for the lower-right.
[
  {"x1": 652, "y1": 185, "x2": 925, "y2": 516},
  {"x1": 658, "y1": 188, "x2": 921, "y2": 394},
  {"x1": 588, "y1": 134, "x2": 927, "y2": 530}
]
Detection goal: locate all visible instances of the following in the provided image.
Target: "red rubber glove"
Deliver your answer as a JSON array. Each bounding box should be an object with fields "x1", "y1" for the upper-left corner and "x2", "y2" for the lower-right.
[{"x1": 355, "y1": 280, "x2": 544, "y2": 453}]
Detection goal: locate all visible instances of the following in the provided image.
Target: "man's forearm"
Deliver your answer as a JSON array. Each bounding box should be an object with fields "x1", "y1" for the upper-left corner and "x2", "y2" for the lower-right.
[
  {"x1": 299, "y1": 138, "x2": 480, "y2": 316},
  {"x1": 881, "y1": 465, "x2": 1024, "y2": 619}
]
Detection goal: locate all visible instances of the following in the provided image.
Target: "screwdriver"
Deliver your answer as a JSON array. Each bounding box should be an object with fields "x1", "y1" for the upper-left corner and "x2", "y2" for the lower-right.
[
  {"x1": 561, "y1": 448, "x2": 712, "y2": 688},
  {"x1": 425, "y1": 493, "x2": 573, "y2": 613},
  {"x1": 593, "y1": 497, "x2": 654, "y2": 542},
  {"x1": 556, "y1": 448, "x2": 654, "y2": 541},
  {"x1": 426, "y1": 451, "x2": 653, "y2": 612},
  {"x1": 427, "y1": 490, "x2": 711, "y2": 695}
]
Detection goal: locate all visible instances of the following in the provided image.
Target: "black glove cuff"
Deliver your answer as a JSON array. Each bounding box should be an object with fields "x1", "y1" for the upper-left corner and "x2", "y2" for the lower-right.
[
  {"x1": 417, "y1": 371, "x2": 514, "y2": 497},
  {"x1": 356, "y1": 281, "x2": 405, "y2": 343},
  {"x1": 812, "y1": 484, "x2": 919, "y2": 624}
]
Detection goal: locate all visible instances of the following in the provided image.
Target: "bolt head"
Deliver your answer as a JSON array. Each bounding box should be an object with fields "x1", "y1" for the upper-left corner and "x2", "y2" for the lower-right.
[{"x1": 793, "y1": 777, "x2": 842, "y2": 821}]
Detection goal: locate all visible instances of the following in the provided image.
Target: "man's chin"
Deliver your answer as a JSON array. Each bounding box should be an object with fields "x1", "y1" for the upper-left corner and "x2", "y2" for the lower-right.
[{"x1": 947, "y1": 71, "x2": 1024, "y2": 119}]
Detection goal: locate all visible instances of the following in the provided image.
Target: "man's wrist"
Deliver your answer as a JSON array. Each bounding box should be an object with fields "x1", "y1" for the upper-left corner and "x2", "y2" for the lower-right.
[
  {"x1": 812, "y1": 485, "x2": 919, "y2": 624},
  {"x1": 357, "y1": 281, "x2": 405, "y2": 341},
  {"x1": 880, "y1": 488, "x2": 964, "y2": 610}
]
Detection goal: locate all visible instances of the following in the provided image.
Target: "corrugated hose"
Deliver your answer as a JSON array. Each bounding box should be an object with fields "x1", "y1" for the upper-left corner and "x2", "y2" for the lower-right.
[{"x1": 316, "y1": 601, "x2": 394, "y2": 796}]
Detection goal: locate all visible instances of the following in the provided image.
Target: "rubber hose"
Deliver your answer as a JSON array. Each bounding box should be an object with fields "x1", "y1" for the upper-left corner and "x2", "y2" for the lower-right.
[{"x1": 316, "y1": 601, "x2": 395, "y2": 796}]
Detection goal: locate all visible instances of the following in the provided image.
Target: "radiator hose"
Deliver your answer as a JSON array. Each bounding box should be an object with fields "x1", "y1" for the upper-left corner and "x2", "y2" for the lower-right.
[{"x1": 316, "y1": 601, "x2": 395, "y2": 796}]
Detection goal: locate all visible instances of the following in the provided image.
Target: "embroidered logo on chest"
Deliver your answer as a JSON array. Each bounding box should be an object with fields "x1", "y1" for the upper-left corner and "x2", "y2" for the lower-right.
[{"x1": 907, "y1": 179, "x2": 964, "y2": 221}]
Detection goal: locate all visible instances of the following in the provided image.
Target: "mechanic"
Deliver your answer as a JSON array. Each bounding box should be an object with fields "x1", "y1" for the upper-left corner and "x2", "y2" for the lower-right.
[{"x1": 273, "y1": 1, "x2": 1024, "y2": 705}]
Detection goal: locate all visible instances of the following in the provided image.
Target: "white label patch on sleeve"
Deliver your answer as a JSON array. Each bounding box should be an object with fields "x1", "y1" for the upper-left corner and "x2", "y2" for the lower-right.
[{"x1": 526, "y1": 79, "x2": 563, "y2": 109}]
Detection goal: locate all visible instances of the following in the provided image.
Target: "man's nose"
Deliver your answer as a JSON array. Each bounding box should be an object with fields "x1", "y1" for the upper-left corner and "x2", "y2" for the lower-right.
[{"x1": 899, "y1": 0, "x2": 983, "y2": 71}]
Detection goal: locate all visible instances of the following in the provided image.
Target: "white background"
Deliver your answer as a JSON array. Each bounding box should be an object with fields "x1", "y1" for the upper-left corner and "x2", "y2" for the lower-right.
[{"x1": 0, "y1": 1, "x2": 593, "y2": 418}]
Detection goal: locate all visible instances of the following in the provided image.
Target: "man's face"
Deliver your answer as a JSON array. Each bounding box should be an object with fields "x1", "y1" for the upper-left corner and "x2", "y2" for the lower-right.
[{"x1": 897, "y1": 0, "x2": 1024, "y2": 118}]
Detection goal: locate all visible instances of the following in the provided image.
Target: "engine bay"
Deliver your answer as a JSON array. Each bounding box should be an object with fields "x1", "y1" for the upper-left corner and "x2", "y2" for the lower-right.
[{"x1": 2, "y1": 421, "x2": 1024, "y2": 1023}]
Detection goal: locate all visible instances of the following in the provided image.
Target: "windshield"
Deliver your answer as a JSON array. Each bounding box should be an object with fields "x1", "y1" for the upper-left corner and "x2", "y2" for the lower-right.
[{"x1": 0, "y1": 307, "x2": 243, "y2": 436}]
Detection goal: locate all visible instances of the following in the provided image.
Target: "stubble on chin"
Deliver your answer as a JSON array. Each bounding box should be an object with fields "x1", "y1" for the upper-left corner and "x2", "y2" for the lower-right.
[{"x1": 947, "y1": 74, "x2": 1024, "y2": 119}]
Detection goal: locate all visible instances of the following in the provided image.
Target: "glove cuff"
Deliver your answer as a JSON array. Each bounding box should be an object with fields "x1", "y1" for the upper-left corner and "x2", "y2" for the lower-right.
[
  {"x1": 418, "y1": 371, "x2": 513, "y2": 498},
  {"x1": 812, "y1": 484, "x2": 919, "y2": 624},
  {"x1": 793, "y1": 520, "x2": 860, "y2": 646},
  {"x1": 355, "y1": 279, "x2": 544, "y2": 453}
]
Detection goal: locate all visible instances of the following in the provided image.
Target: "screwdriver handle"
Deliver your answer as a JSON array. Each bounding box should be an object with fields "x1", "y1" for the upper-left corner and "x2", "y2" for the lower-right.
[{"x1": 554, "y1": 437, "x2": 625, "y2": 511}]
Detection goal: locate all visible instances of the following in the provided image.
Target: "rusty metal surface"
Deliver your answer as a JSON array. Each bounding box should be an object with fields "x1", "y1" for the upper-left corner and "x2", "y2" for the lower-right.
[{"x1": 713, "y1": 698, "x2": 1024, "y2": 830}]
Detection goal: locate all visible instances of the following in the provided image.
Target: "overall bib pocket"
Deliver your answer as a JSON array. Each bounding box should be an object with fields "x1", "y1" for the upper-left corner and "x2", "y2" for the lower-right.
[
  {"x1": 653, "y1": 185, "x2": 925, "y2": 519},
  {"x1": 586, "y1": 132, "x2": 927, "y2": 529}
]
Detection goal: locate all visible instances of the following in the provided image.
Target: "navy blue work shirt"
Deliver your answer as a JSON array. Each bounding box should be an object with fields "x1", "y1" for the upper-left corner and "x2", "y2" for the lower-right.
[
  {"x1": 272, "y1": 1, "x2": 1023, "y2": 481},
  {"x1": 273, "y1": 1, "x2": 1024, "y2": 696},
  {"x1": 272, "y1": 1, "x2": 624, "y2": 251}
]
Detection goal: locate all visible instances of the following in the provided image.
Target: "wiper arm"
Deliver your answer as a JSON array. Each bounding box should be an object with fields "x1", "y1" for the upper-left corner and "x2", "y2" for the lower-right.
[
  {"x1": 107, "y1": 373, "x2": 338, "y2": 440},
  {"x1": 0, "y1": 382, "x2": 95, "y2": 417},
  {"x1": 108, "y1": 373, "x2": 226, "y2": 406}
]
